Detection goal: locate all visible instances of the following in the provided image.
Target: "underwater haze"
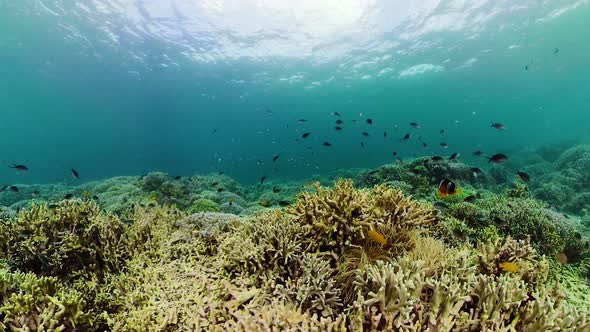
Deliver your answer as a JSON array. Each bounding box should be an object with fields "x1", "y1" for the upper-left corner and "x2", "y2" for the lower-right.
[{"x1": 1, "y1": 0, "x2": 590, "y2": 185}]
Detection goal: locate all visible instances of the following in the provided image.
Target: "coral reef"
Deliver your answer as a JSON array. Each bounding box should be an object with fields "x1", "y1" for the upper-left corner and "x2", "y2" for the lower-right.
[{"x1": 1, "y1": 151, "x2": 590, "y2": 331}]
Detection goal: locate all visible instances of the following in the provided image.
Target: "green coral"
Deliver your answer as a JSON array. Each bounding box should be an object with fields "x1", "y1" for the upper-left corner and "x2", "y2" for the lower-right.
[
  {"x1": 0, "y1": 268, "x2": 91, "y2": 331},
  {"x1": 188, "y1": 198, "x2": 220, "y2": 213},
  {"x1": 1, "y1": 199, "x2": 129, "y2": 279}
]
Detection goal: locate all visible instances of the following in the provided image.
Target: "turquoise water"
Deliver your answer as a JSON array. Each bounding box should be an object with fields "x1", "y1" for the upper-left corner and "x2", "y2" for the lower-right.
[{"x1": 1, "y1": 1, "x2": 590, "y2": 185}]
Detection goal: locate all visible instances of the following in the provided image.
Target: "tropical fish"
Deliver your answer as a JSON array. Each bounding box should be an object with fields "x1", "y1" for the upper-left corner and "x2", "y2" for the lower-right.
[
  {"x1": 260, "y1": 176, "x2": 267, "y2": 184},
  {"x1": 516, "y1": 171, "x2": 530, "y2": 182},
  {"x1": 174, "y1": 175, "x2": 181, "y2": 180},
  {"x1": 297, "y1": 119, "x2": 308, "y2": 124},
  {"x1": 366, "y1": 118, "x2": 373, "y2": 125},
  {"x1": 301, "y1": 132, "x2": 310, "y2": 138},
  {"x1": 402, "y1": 133, "x2": 411, "y2": 140},
  {"x1": 471, "y1": 167, "x2": 482, "y2": 176},
  {"x1": 440, "y1": 129, "x2": 445, "y2": 135},
  {"x1": 83, "y1": 191, "x2": 90, "y2": 197},
  {"x1": 9, "y1": 186, "x2": 18, "y2": 192},
  {"x1": 64, "y1": 193, "x2": 73, "y2": 199},
  {"x1": 440, "y1": 142, "x2": 448, "y2": 148},
  {"x1": 71, "y1": 168, "x2": 80, "y2": 179},
  {"x1": 211, "y1": 181, "x2": 219, "y2": 187},
  {"x1": 323, "y1": 142, "x2": 332, "y2": 147},
  {"x1": 437, "y1": 179, "x2": 462, "y2": 197},
  {"x1": 275, "y1": 210, "x2": 282, "y2": 218},
  {"x1": 383, "y1": 131, "x2": 387, "y2": 138},
  {"x1": 150, "y1": 195, "x2": 157, "y2": 201},
  {"x1": 409, "y1": 122, "x2": 420, "y2": 129},
  {"x1": 463, "y1": 195, "x2": 478, "y2": 203},
  {"x1": 490, "y1": 122, "x2": 506, "y2": 130},
  {"x1": 10, "y1": 164, "x2": 28, "y2": 172},
  {"x1": 336, "y1": 119, "x2": 343, "y2": 124},
  {"x1": 278, "y1": 200, "x2": 290, "y2": 207},
  {"x1": 487, "y1": 153, "x2": 508, "y2": 163},
  {"x1": 272, "y1": 186, "x2": 281, "y2": 193},
  {"x1": 360, "y1": 142, "x2": 365, "y2": 148},
  {"x1": 448, "y1": 152, "x2": 460, "y2": 160},
  {"x1": 392, "y1": 152, "x2": 398, "y2": 156},
  {"x1": 331, "y1": 112, "x2": 341, "y2": 117},
  {"x1": 258, "y1": 200, "x2": 272, "y2": 207},
  {"x1": 367, "y1": 229, "x2": 386, "y2": 245},
  {"x1": 217, "y1": 188, "x2": 225, "y2": 192},
  {"x1": 272, "y1": 154, "x2": 280, "y2": 162},
  {"x1": 498, "y1": 262, "x2": 519, "y2": 273},
  {"x1": 431, "y1": 156, "x2": 443, "y2": 161},
  {"x1": 472, "y1": 150, "x2": 484, "y2": 157},
  {"x1": 334, "y1": 126, "x2": 343, "y2": 131},
  {"x1": 362, "y1": 132, "x2": 369, "y2": 137},
  {"x1": 92, "y1": 195, "x2": 99, "y2": 201}
]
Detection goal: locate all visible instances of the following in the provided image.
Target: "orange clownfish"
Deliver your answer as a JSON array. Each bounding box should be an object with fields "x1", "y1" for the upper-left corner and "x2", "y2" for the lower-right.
[{"x1": 437, "y1": 178, "x2": 462, "y2": 197}]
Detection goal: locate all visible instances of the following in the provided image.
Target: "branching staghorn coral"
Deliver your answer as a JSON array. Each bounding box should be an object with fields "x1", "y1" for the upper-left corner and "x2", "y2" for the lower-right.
[
  {"x1": 0, "y1": 267, "x2": 90, "y2": 331},
  {"x1": 288, "y1": 179, "x2": 436, "y2": 260}
]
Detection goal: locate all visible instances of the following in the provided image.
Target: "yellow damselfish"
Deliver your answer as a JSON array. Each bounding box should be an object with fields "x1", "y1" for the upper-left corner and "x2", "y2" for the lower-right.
[
  {"x1": 367, "y1": 230, "x2": 387, "y2": 245},
  {"x1": 498, "y1": 261, "x2": 519, "y2": 273}
]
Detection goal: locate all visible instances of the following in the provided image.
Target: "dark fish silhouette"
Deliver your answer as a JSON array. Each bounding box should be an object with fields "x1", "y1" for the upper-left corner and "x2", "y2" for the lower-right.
[
  {"x1": 9, "y1": 186, "x2": 18, "y2": 192},
  {"x1": 431, "y1": 156, "x2": 443, "y2": 161},
  {"x1": 334, "y1": 126, "x2": 343, "y2": 131},
  {"x1": 64, "y1": 193, "x2": 73, "y2": 199},
  {"x1": 402, "y1": 133, "x2": 411, "y2": 140},
  {"x1": 409, "y1": 122, "x2": 420, "y2": 129},
  {"x1": 471, "y1": 167, "x2": 482, "y2": 176},
  {"x1": 297, "y1": 119, "x2": 308, "y2": 124},
  {"x1": 336, "y1": 119, "x2": 343, "y2": 124},
  {"x1": 323, "y1": 142, "x2": 332, "y2": 147},
  {"x1": 361, "y1": 142, "x2": 365, "y2": 148},
  {"x1": 361, "y1": 132, "x2": 370, "y2": 137},
  {"x1": 366, "y1": 118, "x2": 373, "y2": 125},
  {"x1": 491, "y1": 123, "x2": 505, "y2": 130},
  {"x1": 440, "y1": 142, "x2": 448, "y2": 148},
  {"x1": 71, "y1": 169, "x2": 80, "y2": 179},
  {"x1": 487, "y1": 153, "x2": 508, "y2": 163},
  {"x1": 260, "y1": 176, "x2": 267, "y2": 185},
  {"x1": 440, "y1": 129, "x2": 445, "y2": 135},
  {"x1": 217, "y1": 188, "x2": 225, "y2": 192},
  {"x1": 383, "y1": 131, "x2": 387, "y2": 138},
  {"x1": 174, "y1": 175, "x2": 181, "y2": 180},
  {"x1": 448, "y1": 152, "x2": 460, "y2": 160},
  {"x1": 472, "y1": 150, "x2": 484, "y2": 157},
  {"x1": 331, "y1": 112, "x2": 341, "y2": 117},
  {"x1": 301, "y1": 132, "x2": 310, "y2": 138},
  {"x1": 272, "y1": 154, "x2": 279, "y2": 162},
  {"x1": 516, "y1": 171, "x2": 530, "y2": 182},
  {"x1": 10, "y1": 164, "x2": 28, "y2": 172},
  {"x1": 272, "y1": 186, "x2": 281, "y2": 193}
]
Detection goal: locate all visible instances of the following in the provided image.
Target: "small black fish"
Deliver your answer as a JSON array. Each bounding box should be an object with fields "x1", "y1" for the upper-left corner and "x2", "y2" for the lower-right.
[
  {"x1": 392, "y1": 152, "x2": 397, "y2": 156},
  {"x1": 472, "y1": 150, "x2": 484, "y2": 157},
  {"x1": 217, "y1": 188, "x2": 225, "y2": 192},
  {"x1": 471, "y1": 167, "x2": 482, "y2": 176},
  {"x1": 278, "y1": 200, "x2": 290, "y2": 207},
  {"x1": 440, "y1": 129, "x2": 445, "y2": 135},
  {"x1": 323, "y1": 142, "x2": 332, "y2": 147},
  {"x1": 366, "y1": 118, "x2": 373, "y2": 125},
  {"x1": 211, "y1": 181, "x2": 219, "y2": 187},
  {"x1": 362, "y1": 132, "x2": 370, "y2": 137},
  {"x1": 516, "y1": 171, "x2": 530, "y2": 182},
  {"x1": 334, "y1": 126, "x2": 343, "y2": 131},
  {"x1": 260, "y1": 176, "x2": 267, "y2": 185},
  {"x1": 422, "y1": 142, "x2": 428, "y2": 148},
  {"x1": 71, "y1": 168, "x2": 80, "y2": 179},
  {"x1": 0, "y1": 185, "x2": 7, "y2": 192},
  {"x1": 272, "y1": 154, "x2": 279, "y2": 162},
  {"x1": 448, "y1": 152, "x2": 460, "y2": 160},
  {"x1": 301, "y1": 132, "x2": 310, "y2": 139},
  {"x1": 48, "y1": 204, "x2": 58, "y2": 209},
  {"x1": 174, "y1": 175, "x2": 181, "y2": 180},
  {"x1": 297, "y1": 119, "x2": 308, "y2": 124},
  {"x1": 409, "y1": 122, "x2": 420, "y2": 129},
  {"x1": 92, "y1": 195, "x2": 99, "y2": 201},
  {"x1": 440, "y1": 142, "x2": 448, "y2": 148},
  {"x1": 525, "y1": 65, "x2": 529, "y2": 71},
  {"x1": 148, "y1": 203, "x2": 156, "y2": 208},
  {"x1": 9, "y1": 185, "x2": 18, "y2": 192},
  {"x1": 361, "y1": 142, "x2": 365, "y2": 148},
  {"x1": 383, "y1": 131, "x2": 387, "y2": 138},
  {"x1": 331, "y1": 112, "x2": 341, "y2": 117},
  {"x1": 402, "y1": 133, "x2": 411, "y2": 140},
  {"x1": 218, "y1": 172, "x2": 224, "y2": 175},
  {"x1": 64, "y1": 193, "x2": 73, "y2": 199},
  {"x1": 10, "y1": 164, "x2": 28, "y2": 172},
  {"x1": 272, "y1": 186, "x2": 281, "y2": 193},
  {"x1": 336, "y1": 119, "x2": 343, "y2": 124},
  {"x1": 490, "y1": 123, "x2": 505, "y2": 130},
  {"x1": 487, "y1": 153, "x2": 508, "y2": 163},
  {"x1": 18, "y1": 229, "x2": 33, "y2": 239},
  {"x1": 431, "y1": 156, "x2": 443, "y2": 161},
  {"x1": 463, "y1": 195, "x2": 477, "y2": 203},
  {"x1": 554, "y1": 47, "x2": 559, "y2": 54}
]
